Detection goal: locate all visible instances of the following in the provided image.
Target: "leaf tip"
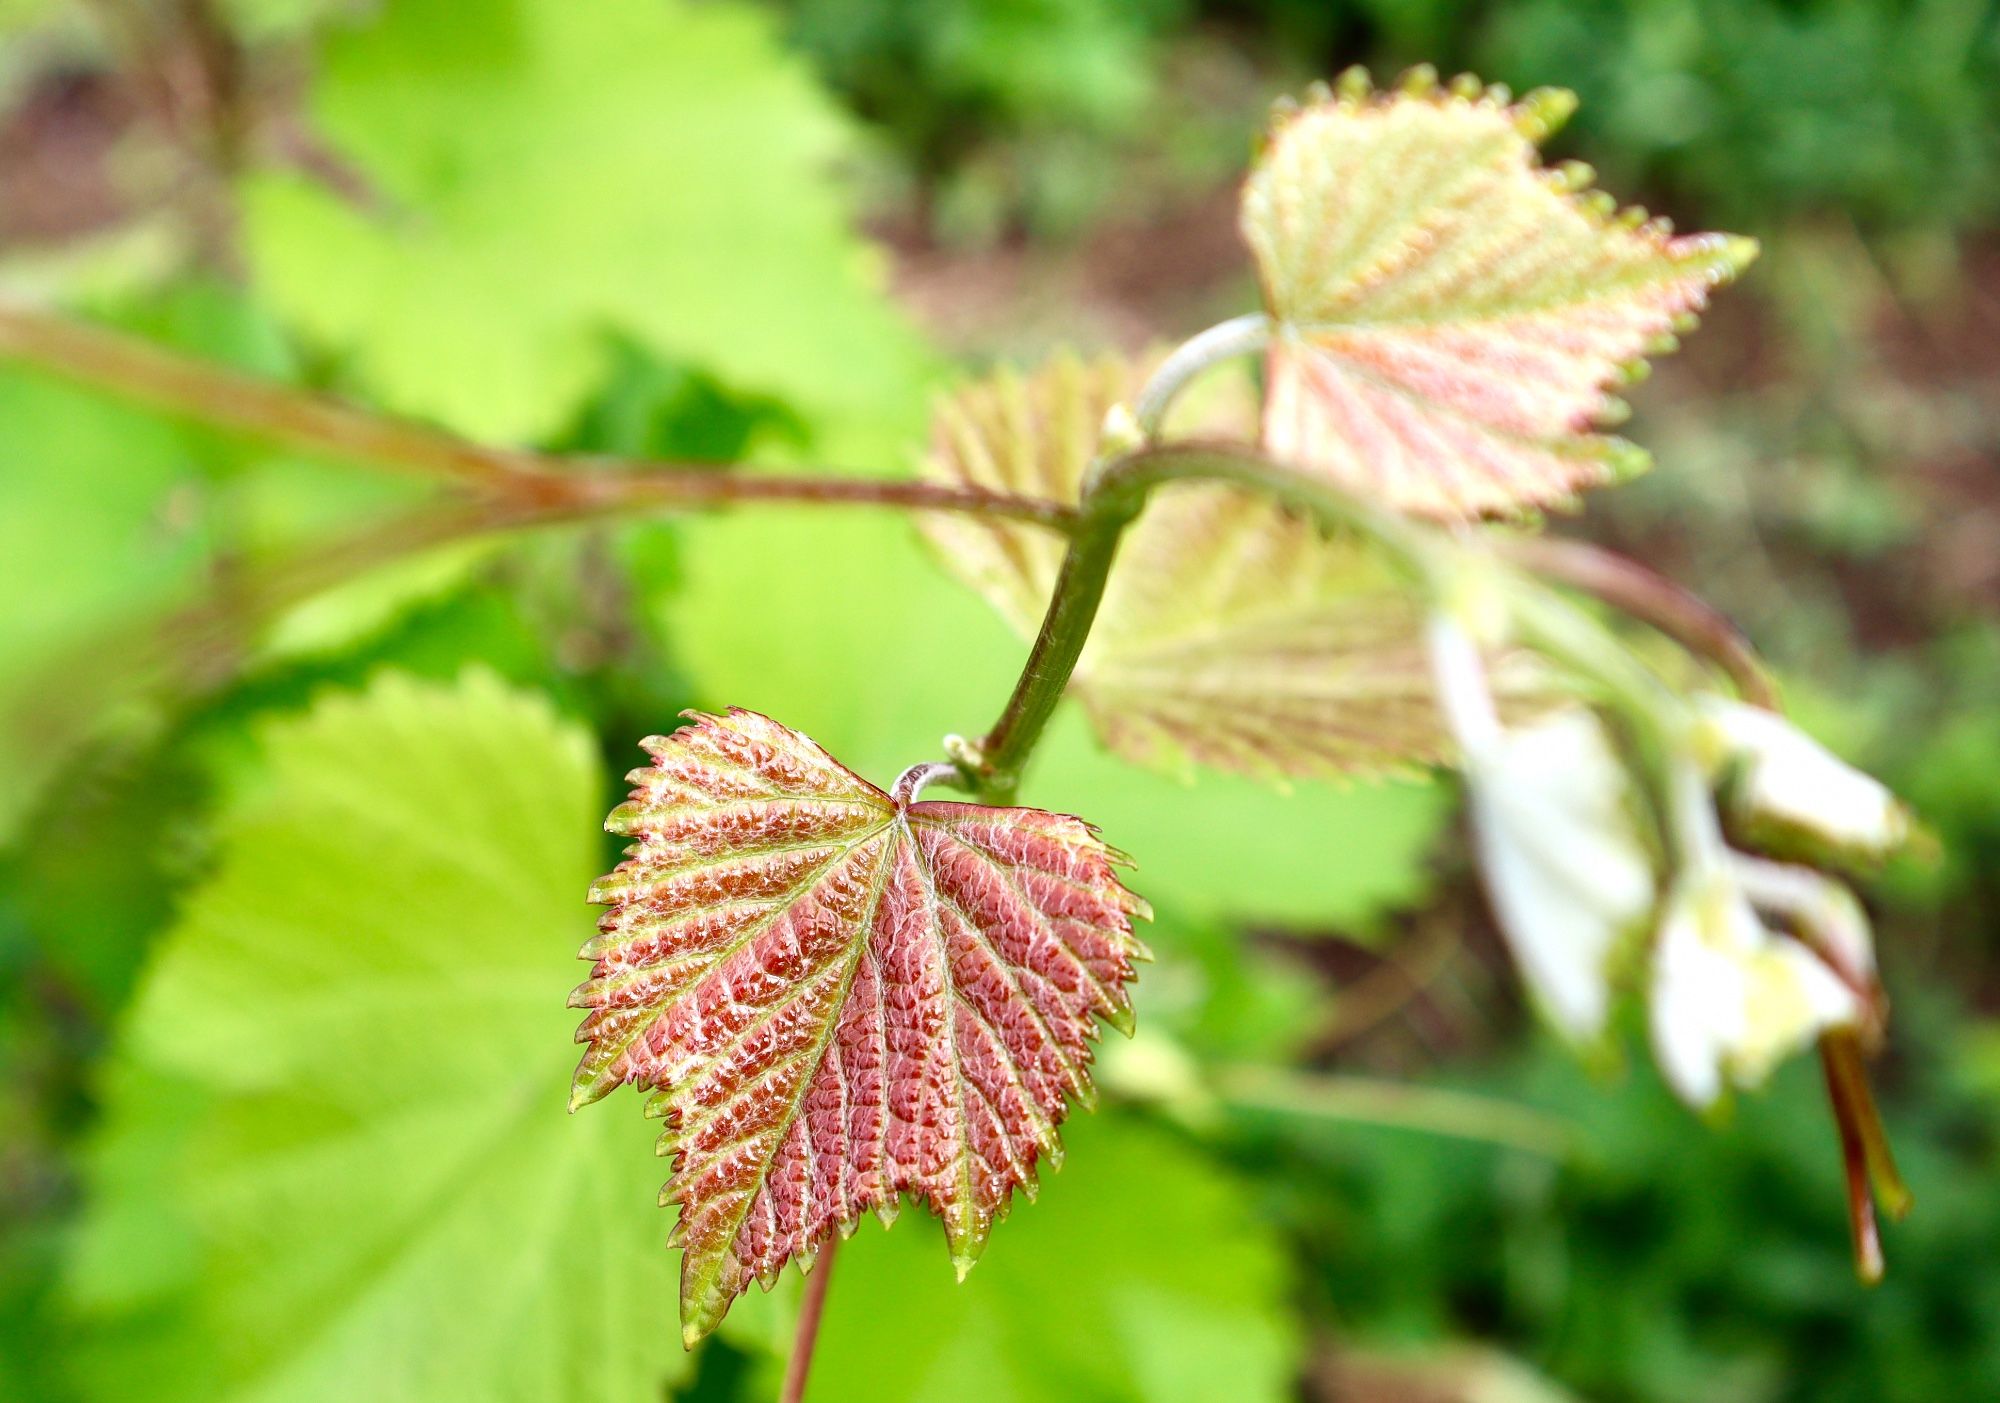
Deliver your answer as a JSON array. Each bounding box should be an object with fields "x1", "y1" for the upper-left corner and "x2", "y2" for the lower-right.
[
  {"x1": 1101, "y1": 1001, "x2": 1139, "y2": 1039},
  {"x1": 1720, "y1": 233, "x2": 1762, "y2": 278},
  {"x1": 1514, "y1": 85, "x2": 1578, "y2": 142},
  {"x1": 949, "y1": 1243, "x2": 984, "y2": 1282}
]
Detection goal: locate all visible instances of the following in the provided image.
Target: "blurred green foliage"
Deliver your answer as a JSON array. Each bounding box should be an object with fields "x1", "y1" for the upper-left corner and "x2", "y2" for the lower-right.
[
  {"x1": 776, "y1": 0, "x2": 2000, "y2": 245},
  {"x1": 1246, "y1": 1000, "x2": 2000, "y2": 1403}
]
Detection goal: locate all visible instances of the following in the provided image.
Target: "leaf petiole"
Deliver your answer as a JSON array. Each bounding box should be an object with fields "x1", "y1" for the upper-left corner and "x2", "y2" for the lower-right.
[{"x1": 1131, "y1": 312, "x2": 1271, "y2": 439}]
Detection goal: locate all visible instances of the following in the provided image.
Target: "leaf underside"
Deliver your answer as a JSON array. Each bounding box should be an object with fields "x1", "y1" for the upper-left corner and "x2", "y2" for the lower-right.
[
  {"x1": 921, "y1": 351, "x2": 1476, "y2": 782},
  {"x1": 1242, "y1": 69, "x2": 1757, "y2": 520},
  {"x1": 572, "y1": 708, "x2": 1147, "y2": 1344}
]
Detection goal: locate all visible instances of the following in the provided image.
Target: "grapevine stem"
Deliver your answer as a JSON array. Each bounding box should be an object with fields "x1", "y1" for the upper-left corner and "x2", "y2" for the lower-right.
[
  {"x1": 1499, "y1": 534, "x2": 1779, "y2": 709},
  {"x1": 1132, "y1": 313, "x2": 1270, "y2": 438},
  {"x1": 0, "y1": 305, "x2": 1080, "y2": 532},
  {"x1": 890, "y1": 761, "x2": 964, "y2": 806},
  {"x1": 781, "y1": 1236, "x2": 838, "y2": 1403},
  {"x1": 969, "y1": 441, "x2": 1444, "y2": 800},
  {"x1": 972, "y1": 497, "x2": 1138, "y2": 803}
]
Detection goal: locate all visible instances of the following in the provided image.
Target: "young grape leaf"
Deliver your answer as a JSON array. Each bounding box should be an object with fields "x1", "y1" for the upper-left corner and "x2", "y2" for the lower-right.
[
  {"x1": 658, "y1": 508, "x2": 1448, "y2": 929},
  {"x1": 1242, "y1": 69, "x2": 1757, "y2": 519},
  {"x1": 65, "y1": 672, "x2": 689, "y2": 1403},
  {"x1": 921, "y1": 350, "x2": 1487, "y2": 781},
  {"x1": 573, "y1": 708, "x2": 1148, "y2": 1344}
]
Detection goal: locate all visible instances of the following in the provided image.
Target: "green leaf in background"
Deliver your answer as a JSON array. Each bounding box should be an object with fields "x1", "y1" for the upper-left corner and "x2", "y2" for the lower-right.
[
  {"x1": 0, "y1": 281, "x2": 481, "y2": 843},
  {"x1": 663, "y1": 511, "x2": 1447, "y2": 932},
  {"x1": 0, "y1": 367, "x2": 208, "y2": 842},
  {"x1": 66, "y1": 671, "x2": 688, "y2": 1403},
  {"x1": 1028, "y1": 707, "x2": 1449, "y2": 931},
  {"x1": 242, "y1": 0, "x2": 933, "y2": 457},
  {"x1": 807, "y1": 1112, "x2": 1300, "y2": 1403}
]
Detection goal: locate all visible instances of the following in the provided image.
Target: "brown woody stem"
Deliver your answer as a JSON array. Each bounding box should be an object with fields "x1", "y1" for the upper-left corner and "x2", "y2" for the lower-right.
[
  {"x1": 1822, "y1": 1037, "x2": 1883, "y2": 1284},
  {"x1": 1820, "y1": 1028, "x2": 1913, "y2": 1285}
]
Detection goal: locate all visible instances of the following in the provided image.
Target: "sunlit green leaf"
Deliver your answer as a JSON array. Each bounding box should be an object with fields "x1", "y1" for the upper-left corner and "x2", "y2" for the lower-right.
[
  {"x1": 242, "y1": 0, "x2": 933, "y2": 456},
  {"x1": 807, "y1": 1112, "x2": 1299, "y2": 1403},
  {"x1": 66, "y1": 671, "x2": 689, "y2": 1403}
]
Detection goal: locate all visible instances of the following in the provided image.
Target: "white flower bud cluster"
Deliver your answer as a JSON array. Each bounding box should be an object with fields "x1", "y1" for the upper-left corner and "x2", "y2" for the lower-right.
[{"x1": 1426, "y1": 613, "x2": 1905, "y2": 1110}]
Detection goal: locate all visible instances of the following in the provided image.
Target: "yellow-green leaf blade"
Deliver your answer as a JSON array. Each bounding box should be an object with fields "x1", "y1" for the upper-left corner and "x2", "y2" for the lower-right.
[
  {"x1": 65, "y1": 672, "x2": 689, "y2": 1403},
  {"x1": 919, "y1": 352, "x2": 1469, "y2": 781}
]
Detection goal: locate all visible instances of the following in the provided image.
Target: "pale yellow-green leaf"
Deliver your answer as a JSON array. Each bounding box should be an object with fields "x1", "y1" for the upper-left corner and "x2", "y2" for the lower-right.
[
  {"x1": 65, "y1": 672, "x2": 689, "y2": 1403},
  {"x1": 1242, "y1": 68, "x2": 1756, "y2": 519},
  {"x1": 919, "y1": 350, "x2": 1456, "y2": 781},
  {"x1": 241, "y1": 0, "x2": 932, "y2": 458}
]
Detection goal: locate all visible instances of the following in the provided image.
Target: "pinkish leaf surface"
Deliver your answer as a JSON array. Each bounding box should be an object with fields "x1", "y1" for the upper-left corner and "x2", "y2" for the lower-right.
[
  {"x1": 1242, "y1": 69, "x2": 1756, "y2": 519},
  {"x1": 572, "y1": 709, "x2": 1147, "y2": 1344}
]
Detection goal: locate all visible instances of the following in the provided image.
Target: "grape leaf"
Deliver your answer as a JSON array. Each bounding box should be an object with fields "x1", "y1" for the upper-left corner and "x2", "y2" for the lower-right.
[
  {"x1": 573, "y1": 707, "x2": 1148, "y2": 1344},
  {"x1": 661, "y1": 497, "x2": 1448, "y2": 930},
  {"x1": 242, "y1": 0, "x2": 933, "y2": 454},
  {"x1": 921, "y1": 350, "x2": 1463, "y2": 780},
  {"x1": 65, "y1": 672, "x2": 689, "y2": 1403},
  {"x1": 1242, "y1": 69, "x2": 1756, "y2": 519}
]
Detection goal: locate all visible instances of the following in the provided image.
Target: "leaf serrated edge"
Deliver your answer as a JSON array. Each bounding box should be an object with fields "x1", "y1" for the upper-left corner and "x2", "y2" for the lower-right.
[{"x1": 573, "y1": 709, "x2": 1154, "y2": 1344}]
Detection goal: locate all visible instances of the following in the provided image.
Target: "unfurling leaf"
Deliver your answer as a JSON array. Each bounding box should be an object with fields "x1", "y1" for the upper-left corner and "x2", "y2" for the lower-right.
[
  {"x1": 921, "y1": 351, "x2": 1485, "y2": 781},
  {"x1": 1242, "y1": 68, "x2": 1756, "y2": 519},
  {"x1": 572, "y1": 708, "x2": 1148, "y2": 1344}
]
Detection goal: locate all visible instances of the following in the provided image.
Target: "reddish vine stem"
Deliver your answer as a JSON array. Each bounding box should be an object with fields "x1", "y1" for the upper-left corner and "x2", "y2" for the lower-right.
[
  {"x1": 781, "y1": 1237, "x2": 838, "y2": 1403},
  {"x1": 1498, "y1": 533, "x2": 1780, "y2": 709},
  {"x1": 1819, "y1": 1028, "x2": 1914, "y2": 1284},
  {"x1": 0, "y1": 306, "x2": 1080, "y2": 531},
  {"x1": 1822, "y1": 1041, "x2": 1885, "y2": 1284}
]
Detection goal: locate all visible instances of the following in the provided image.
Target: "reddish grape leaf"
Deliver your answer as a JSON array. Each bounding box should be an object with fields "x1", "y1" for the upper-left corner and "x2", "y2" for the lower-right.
[
  {"x1": 1242, "y1": 68, "x2": 1756, "y2": 519},
  {"x1": 921, "y1": 351, "x2": 1525, "y2": 780},
  {"x1": 571, "y1": 708, "x2": 1148, "y2": 1344}
]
